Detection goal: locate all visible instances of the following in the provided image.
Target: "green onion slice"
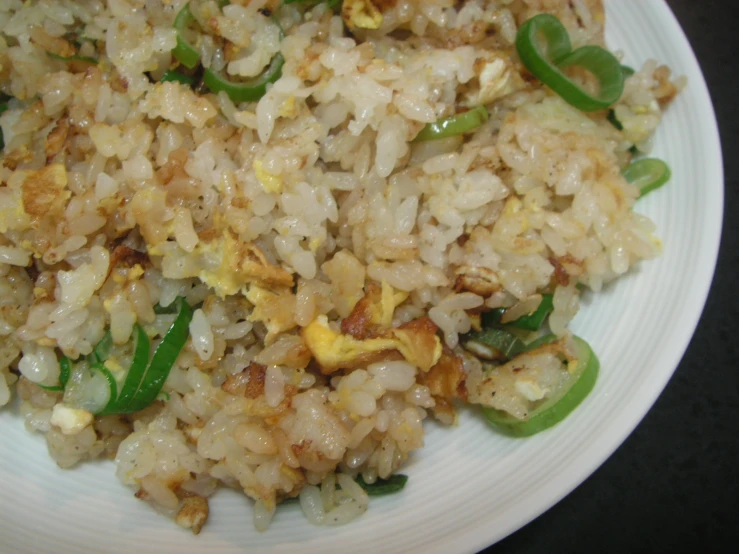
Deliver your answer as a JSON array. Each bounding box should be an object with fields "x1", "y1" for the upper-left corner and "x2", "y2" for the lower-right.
[
  {"x1": 0, "y1": 101, "x2": 9, "y2": 151},
  {"x1": 464, "y1": 328, "x2": 526, "y2": 361},
  {"x1": 96, "y1": 324, "x2": 151, "y2": 415},
  {"x1": 160, "y1": 70, "x2": 196, "y2": 85},
  {"x1": 46, "y1": 51, "x2": 98, "y2": 66},
  {"x1": 606, "y1": 109, "x2": 623, "y2": 131},
  {"x1": 414, "y1": 106, "x2": 489, "y2": 142},
  {"x1": 38, "y1": 355, "x2": 72, "y2": 392},
  {"x1": 483, "y1": 335, "x2": 599, "y2": 437},
  {"x1": 515, "y1": 14, "x2": 624, "y2": 111},
  {"x1": 202, "y1": 52, "x2": 285, "y2": 103},
  {"x1": 125, "y1": 297, "x2": 193, "y2": 413},
  {"x1": 622, "y1": 158, "x2": 672, "y2": 198},
  {"x1": 172, "y1": 3, "x2": 201, "y2": 69},
  {"x1": 88, "y1": 330, "x2": 113, "y2": 365},
  {"x1": 482, "y1": 294, "x2": 554, "y2": 332},
  {"x1": 356, "y1": 474, "x2": 408, "y2": 496},
  {"x1": 284, "y1": 0, "x2": 343, "y2": 10}
]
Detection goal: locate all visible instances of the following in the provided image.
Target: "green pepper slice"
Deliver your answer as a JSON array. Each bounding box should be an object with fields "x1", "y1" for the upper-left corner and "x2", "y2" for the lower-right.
[
  {"x1": 414, "y1": 106, "x2": 489, "y2": 142},
  {"x1": 515, "y1": 14, "x2": 624, "y2": 111},
  {"x1": 482, "y1": 335, "x2": 599, "y2": 437}
]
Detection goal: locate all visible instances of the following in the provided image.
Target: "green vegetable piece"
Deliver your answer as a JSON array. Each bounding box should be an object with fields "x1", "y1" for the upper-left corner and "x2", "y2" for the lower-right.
[
  {"x1": 356, "y1": 474, "x2": 408, "y2": 496},
  {"x1": 89, "y1": 331, "x2": 113, "y2": 365},
  {"x1": 621, "y1": 65, "x2": 635, "y2": 77},
  {"x1": 507, "y1": 294, "x2": 554, "y2": 331},
  {"x1": 414, "y1": 106, "x2": 489, "y2": 142},
  {"x1": 202, "y1": 52, "x2": 285, "y2": 103},
  {"x1": 59, "y1": 356, "x2": 71, "y2": 388},
  {"x1": 465, "y1": 328, "x2": 526, "y2": 360},
  {"x1": 622, "y1": 157, "x2": 672, "y2": 198},
  {"x1": 38, "y1": 355, "x2": 72, "y2": 392},
  {"x1": 96, "y1": 324, "x2": 150, "y2": 415},
  {"x1": 515, "y1": 14, "x2": 624, "y2": 111},
  {"x1": 0, "y1": 102, "x2": 8, "y2": 150},
  {"x1": 46, "y1": 52, "x2": 98, "y2": 65},
  {"x1": 37, "y1": 383, "x2": 64, "y2": 392},
  {"x1": 172, "y1": 3, "x2": 201, "y2": 69},
  {"x1": 91, "y1": 363, "x2": 118, "y2": 412},
  {"x1": 482, "y1": 294, "x2": 554, "y2": 332},
  {"x1": 606, "y1": 109, "x2": 623, "y2": 131},
  {"x1": 284, "y1": 0, "x2": 342, "y2": 9},
  {"x1": 125, "y1": 297, "x2": 193, "y2": 413},
  {"x1": 160, "y1": 70, "x2": 195, "y2": 85},
  {"x1": 483, "y1": 335, "x2": 599, "y2": 437}
]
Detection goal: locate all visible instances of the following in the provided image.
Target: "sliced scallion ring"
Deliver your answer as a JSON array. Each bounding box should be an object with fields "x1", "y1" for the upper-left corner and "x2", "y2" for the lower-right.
[
  {"x1": 482, "y1": 335, "x2": 599, "y2": 437},
  {"x1": 172, "y1": 3, "x2": 201, "y2": 69},
  {"x1": 202, "y1": 52, "x2": 285, "y2": 103},
  {"x1": 623, "y1": 158, "x2": 672, "y2": 198},
  {"x1": 515, "y1": 14, "x2": 624, "y2": 111}
]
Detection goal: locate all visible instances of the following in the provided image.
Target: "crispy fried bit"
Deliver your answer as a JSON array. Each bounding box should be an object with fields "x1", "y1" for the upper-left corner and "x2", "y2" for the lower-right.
[
  {"x1": 340, "y1": 281, "x2": 409, "y2": 339},
  {"x1": 29, "y1": 25, "x2": 75, "y2": 57},
  {"x1": 340, "y1": 283, "x2": 380, "y2": 340},
  {"x1": 454, "y1": 266, "x2": 502, "y2": 297},
  {"x1": 418, "y1": 347, "x2": 468, "y2": 424},
  {"x1": 392, "y1": 317, "x2": 443, "y2": 373},
  {"x1": 155, "y1": 147, "x2": 189, "y2": 186},
  {"x1": 19, "y1": 164, "x2": 70, "y2": 219},
  {"x1": 44, "y1": 118, "x2": 70, "y2": 161},
  {"x1": 175, "y1": 496, "x2": 209, "y2": 535},
  {"x1": 1, "y1": 145, "x2": 34, "y2": 170},
  {"x1": 221, "y1": 362, "x2": 267, "y2": 398},
  {"x1": 548, "y1": 255, "x2": 583, "y2": 287},
  {"x1": 215, "y1": 232, "x2": 294, "y2": 290},
  {"x1": 106, "y1": 245, "x2": 150, "y2": 281},
  {"x1": 653, "y1": 65, "x2": 680, "y2": 107}
]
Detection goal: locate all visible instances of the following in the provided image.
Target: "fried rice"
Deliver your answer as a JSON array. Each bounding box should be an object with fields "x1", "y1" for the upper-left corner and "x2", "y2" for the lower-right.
[{"x1": 0, "y1": 0, "x2": 683, "y2": 533}]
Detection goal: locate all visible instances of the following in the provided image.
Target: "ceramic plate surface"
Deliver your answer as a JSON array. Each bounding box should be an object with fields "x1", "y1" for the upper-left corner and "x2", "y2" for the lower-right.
[{"x1": 0, "y1": 1, "x2": 722, "y2": 553}]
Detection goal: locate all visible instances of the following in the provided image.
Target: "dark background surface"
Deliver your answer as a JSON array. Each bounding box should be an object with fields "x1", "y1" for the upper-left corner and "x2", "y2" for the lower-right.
[{"x1": 483, "y1": 1, "x2": 738, "y2": 552}]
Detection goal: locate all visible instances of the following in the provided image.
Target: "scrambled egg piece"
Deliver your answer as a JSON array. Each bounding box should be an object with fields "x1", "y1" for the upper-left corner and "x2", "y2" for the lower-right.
[
  {"x1": 246, "y1": 285, "x2": 297, "y2": 345},
  {"x1": 343, "y1": 0, "x2": 383, "y2": 30},
  {"x1": 464, "y1": 55, "x2": 524, "y2": 107},
  {"x1": 154, "y1": 231, "x2": 294, "y2": 298},
  {"x1": 253, "y1": 159, "x2": 282, "y2": 194},
  {"x1": 302, "y1": 315, "x2": 441, "y2": 374},
  {"x1": 278, "y1": 96, "x2": 299, "y2": 119},
  {"x1": 50, "y1": 404, "x2": 94, "y2": 436}
]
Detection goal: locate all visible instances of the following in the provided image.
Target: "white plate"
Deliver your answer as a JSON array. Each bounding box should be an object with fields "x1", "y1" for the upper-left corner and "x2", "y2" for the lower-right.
[{"x1": 0, "y1": 1, "x2": 722, "y2": 553}]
